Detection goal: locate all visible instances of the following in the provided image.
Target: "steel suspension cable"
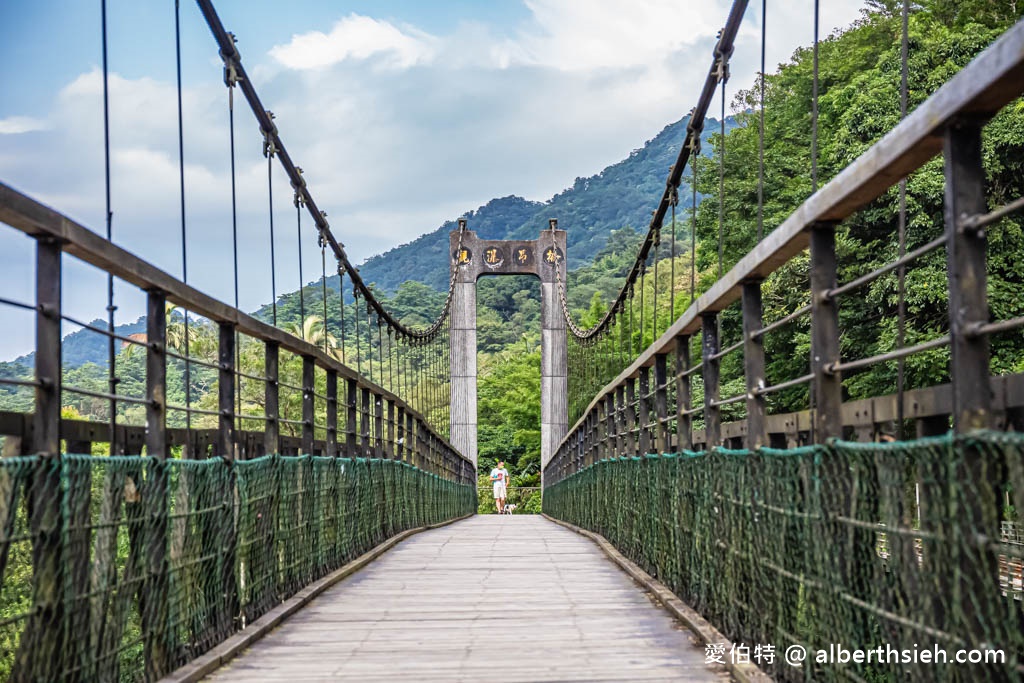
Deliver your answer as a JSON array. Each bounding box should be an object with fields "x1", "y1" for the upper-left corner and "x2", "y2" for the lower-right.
[
  {"x1": 101, "y1": 0, "x2": 117, "y2": 454},
  {"x1": 691, "y1": 154, "x2": 698, "y2": 303},
  {"x1": 896, "y1": 0, "x2": 910, "y2": 436},
  {"x1": 718, "y1": 73, "x2": 726, "y2": 285},
  {"x1": 534, "y1": 1, "x2": 747, "y2": 345},
  {"x1": 267, "y1": 154, "x2": 278, "y2": 327},
  {"x1": 808, "y1": 0, "x2": 821, "y2": 444},
  {"x1": 321, "y1": 239, "x2": 329, "y2": 355},
  {"x1": 175, "y1": 0, "x2": 192, "y2": 448},
  {"x1": 198, "y1": 0, "x2": 457, "y2": 343},
  {"x1": 354, "y1": 286, "x2": 362, "y2": 376},
  {"x1": 296, "y1": 196, "x2": 306, "y2": 338},
  {"x1": 225, "y1": 35, "x2": 242, "y2": 431},
  {"x1": 338, "y1": 264, "x2": 347, "y2": 364},
  {"x1": 670, "y1": 187, "x2": 677, "y2": 318},
  {"x1": 653, "y1": 230, "x2": 659, "y2": 338},
  {"x1": 758, "y1": 0, "x2": 767, "y2": 241}
]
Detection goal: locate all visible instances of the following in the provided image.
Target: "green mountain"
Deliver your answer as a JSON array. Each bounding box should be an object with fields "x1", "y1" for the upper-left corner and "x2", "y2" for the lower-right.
[
  {"x1": 356, "y1": 114, "x2": 730, "y2": 293},
  {"x1": 5, "y1": 112, "x2": 729, "y2": 370}
]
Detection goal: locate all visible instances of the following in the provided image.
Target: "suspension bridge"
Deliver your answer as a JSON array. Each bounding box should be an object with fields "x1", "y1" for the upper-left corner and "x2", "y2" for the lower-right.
[{"x1": 1, "y1": 0, "x2": 1023, "y2": 680}]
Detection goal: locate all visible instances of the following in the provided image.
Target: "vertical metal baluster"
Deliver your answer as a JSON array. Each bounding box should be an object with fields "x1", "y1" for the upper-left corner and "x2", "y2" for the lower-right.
[
  {"x1": 265, "y1": 342, "x2": 280, "y2": 455},
  {"x1": 346, "y1": 379, "x2": 358, "y2": 458},
  {"x1": 701, "y1": 313, "x2": 721, "y2": 448},
  {"x1": 809, "y1": 223, "x2": 842, "y2": 440},
  {"x1": 326, "y1": 370, "x2": 338, "y2": 458},
  {"x1": 676, "y1": 335, "x2": 693, "y2": 451},
  {"x1": 301, "y1": 356, "x2": 315, "y2": 455},
  {"x1": 742, "y1": 282, "x2": 767, "y2": 449},
  {"x1": 219, "y1": 324, "x2": 236, "y2": 458},
  {"x1": 639, "y1": 367, "x2": 652, "y2": 455},
  {"x1": 654, "y1": 354, "x2": 669, "y2": 454},
  {"x1": 944, "y1": 121, "x2": 991, "y2": 431},
  {"x1": 24, "y1": 237, "x2": 63, "y2": 678}
]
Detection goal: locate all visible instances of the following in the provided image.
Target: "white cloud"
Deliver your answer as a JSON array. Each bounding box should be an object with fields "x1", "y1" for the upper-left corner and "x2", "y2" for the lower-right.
[
  {"x1": 0, "y1": 115, "x2": 48, "y2": 134},
  {"x1": 0, "y1": 0, "x2": 872, "y2": 360},
  {"x1": 269, "y1": 14, "x2": 436, "y2": 70},
  {"x1": 495, "y1": 0, "x2": 726, "y2": 71}
]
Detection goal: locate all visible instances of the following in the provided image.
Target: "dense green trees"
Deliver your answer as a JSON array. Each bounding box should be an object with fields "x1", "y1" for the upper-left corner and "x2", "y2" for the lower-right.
[{"x1": 690, "y1": 0, "x2": 1023, "y2": 415}]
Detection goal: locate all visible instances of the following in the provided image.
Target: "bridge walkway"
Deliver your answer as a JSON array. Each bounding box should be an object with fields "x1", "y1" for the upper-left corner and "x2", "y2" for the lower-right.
[{"x1": 204, "y1": 516, "x2": 725, "y2": 682}]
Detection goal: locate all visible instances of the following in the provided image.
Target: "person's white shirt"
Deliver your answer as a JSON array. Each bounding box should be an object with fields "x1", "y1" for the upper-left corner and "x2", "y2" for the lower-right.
[{"x1": 490, "y1": 467, "x2": 509, "y2": 485}]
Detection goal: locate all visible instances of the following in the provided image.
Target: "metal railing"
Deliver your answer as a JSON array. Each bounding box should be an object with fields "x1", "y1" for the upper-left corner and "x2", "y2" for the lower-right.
[{"x1": 544, "y1": 16, "x2": 1024, "y2": 486}]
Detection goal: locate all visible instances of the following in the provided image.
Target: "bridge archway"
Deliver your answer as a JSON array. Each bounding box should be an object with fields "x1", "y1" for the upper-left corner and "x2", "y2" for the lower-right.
[{"x1": 449, "y1": 222, "x2": 567, "y2": 470}]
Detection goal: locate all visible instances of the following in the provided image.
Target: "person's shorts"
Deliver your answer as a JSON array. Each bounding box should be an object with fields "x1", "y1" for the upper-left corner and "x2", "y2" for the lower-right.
[{"x1": 493, "y1": 482, "x2": 507, "y2": 499}]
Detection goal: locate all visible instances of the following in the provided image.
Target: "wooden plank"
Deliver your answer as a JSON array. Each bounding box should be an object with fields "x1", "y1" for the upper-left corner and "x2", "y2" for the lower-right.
[{"x1": 201, "y1": 517, "x2": 727, "y2": 682}]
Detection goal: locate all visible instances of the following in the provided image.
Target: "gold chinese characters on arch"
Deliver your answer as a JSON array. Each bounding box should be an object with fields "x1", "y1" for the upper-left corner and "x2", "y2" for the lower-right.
[{"x1": 483, "y1": 246, "x2": 504, "y2": 268}]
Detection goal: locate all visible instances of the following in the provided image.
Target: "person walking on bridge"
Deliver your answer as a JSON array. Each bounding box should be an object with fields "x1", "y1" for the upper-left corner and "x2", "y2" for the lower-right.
[{"x1": 490, "y1": 460, "x2": 510, "y2": 514}]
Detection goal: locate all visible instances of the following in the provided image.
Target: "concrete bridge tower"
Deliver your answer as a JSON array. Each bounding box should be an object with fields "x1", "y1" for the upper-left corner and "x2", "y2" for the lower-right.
[{"x1": 449, "y1": 220, "x2": 568, "y2": 470}]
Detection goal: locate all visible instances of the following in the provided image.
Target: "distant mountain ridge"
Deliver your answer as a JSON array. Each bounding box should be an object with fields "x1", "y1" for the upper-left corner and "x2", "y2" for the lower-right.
[
  {"x1": 6, "y1": 113, "x2": 734, "y2": 370},
  {"x1": 355, "y1": 113, "x2": 733, "y2": 293}
]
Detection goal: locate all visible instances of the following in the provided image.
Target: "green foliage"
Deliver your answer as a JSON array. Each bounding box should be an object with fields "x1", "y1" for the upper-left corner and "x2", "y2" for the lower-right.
[{"x1": 690, "y1": 1, "x2": 1024, "y2": 412}]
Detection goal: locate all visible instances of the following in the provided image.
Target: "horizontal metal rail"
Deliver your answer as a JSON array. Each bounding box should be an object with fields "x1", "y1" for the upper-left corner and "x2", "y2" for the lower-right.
[
  {"x1": 165, "y1": 403, "x2": 222, "y2": 417},
  {"x1": 62, "y1": 386, "x2": 151, "y2": 406},
  {"x1": 0, "y1": 295, "x2": 36, "y2": 312},
  {"x1": 165, "y1": 349, "x2": 222, "y2": 371},
  {"x1": 0, "y1": 377, "x2": 41, "y2": 388},
  {"x1": 751, "y1": 303, "x2": 811, "y2": 340},
  {"x1": 0, "y1": 183, "x2": 470, "y2": 472},
  {"x1": 752, "y1": 373, "x2": 813, "y2": 396},
  {"x1": 968, "y1": 316, "x2": 1024, "y2": 337},
  {"x1": 826, "y1": 235, "x2": 947, "y2": 300},
  {"x1": 829, "y1": 336, "x2": 950, "y2": 375},
  {"x1": 960, "y1": 195, "x2": 1024, "y2": 231},
  {"x1": 709, "y1": 338, "x2": 744, "y2": 361}
]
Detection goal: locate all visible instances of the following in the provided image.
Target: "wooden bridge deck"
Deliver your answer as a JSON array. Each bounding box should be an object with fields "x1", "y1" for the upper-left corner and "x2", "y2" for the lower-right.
[{"x1": 204, "y1": 516, "x2": 726, "y2": 682}]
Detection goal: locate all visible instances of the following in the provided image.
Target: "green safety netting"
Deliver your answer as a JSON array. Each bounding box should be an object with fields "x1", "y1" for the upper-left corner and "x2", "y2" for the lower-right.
[
  {"x1": 544, "y1": 432, "x2": 1024, "y2": 682},
  {"x1": 0, "y1": 454, "x2": 475, "y2": 682}
]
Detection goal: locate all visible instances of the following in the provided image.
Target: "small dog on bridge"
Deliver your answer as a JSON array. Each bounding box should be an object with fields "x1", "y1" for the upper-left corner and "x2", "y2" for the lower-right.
[{"x1": 501, "y1": 503, "x2": 517, "y2": 515}]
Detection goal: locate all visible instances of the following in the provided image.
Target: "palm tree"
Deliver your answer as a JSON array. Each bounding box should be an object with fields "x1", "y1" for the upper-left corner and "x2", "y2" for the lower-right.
[{"x1": 283, "y1": 315, "x2": 342, "y2": 360}]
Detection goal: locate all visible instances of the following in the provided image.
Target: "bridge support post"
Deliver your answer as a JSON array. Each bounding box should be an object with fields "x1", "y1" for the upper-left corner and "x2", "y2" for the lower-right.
[
  {"x1": 146, "y1": 292, "x2": 168, "y2": 458},
  {"x1": 943, "y1": 120, "x2": 991, "y2": 430},
  {"x1": 540, "y1": 269, "x2": 568, "y2": 472},
  {"x1": 450, "y1": 276, "x2": 477, "y2": 465},
  {"x1": 943, "y1": 119, "x2": 1002, "y2": 656},
  {"x1": 374, "y1": 395, "x2": 384, "y2": 459},
  {"x1": 810, "y1": 222, "x2": 842, "y2": 441},
  {"x1": 611, "y1": 386, "x2": 622, "y2": 457},
  {"x1": 220, "y1": 324, "x2": 237, "y2": 458},
  {"x1": 386, "y1": 400, "x2": 395, "y2": 459},
  {"x1": 604, "y1": 394, "x2": 616, "y2": 459},
  {"x1": 625, "y1": 378, "x2": 638, "y2": 455},
  {"x1": 19, "y1": 237, "x2": 65, "y2": 678},
  {"x1": 301, "y1": 356, "x2": 315, "y2": 455},
  {"x1": 654, "y1": 354, "x2": 669, "y2": 454},
  {"x1": 361, "y1": 387, "x2": 371, "y2": 457},
  {"x1": 638, "y1": 367, "x2": 652, "y2": 454},
  {"x1": 675, "y1": 336, "x2": 693, "y2": 451},
  {"x1": 701, "y1": 313, "x2": 721, "y2": 448},
  {"x1": 326, "y1": 371, "x2": 338, "y2": 457},
  {"x1": 346, "y1": 378, "x2": 358, "y2": 458},
  {"x1": 265, "y1": 342, "x2": 280, "y2": 455},
  {"x1": 396, "y1": 406, "x2": 406, "y2": 462},
  {"x1": 143, "y1": 290, "x2": 171, "y2": 677},
  {"x1": 741, "y1": 281, "x2": 767, "y2": 449}
]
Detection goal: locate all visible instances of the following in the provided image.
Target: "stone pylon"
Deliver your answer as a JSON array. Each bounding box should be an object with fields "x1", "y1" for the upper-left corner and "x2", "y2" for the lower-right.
[{"x1": 448, "y1": 225, "x2": 568, "y2": 470}]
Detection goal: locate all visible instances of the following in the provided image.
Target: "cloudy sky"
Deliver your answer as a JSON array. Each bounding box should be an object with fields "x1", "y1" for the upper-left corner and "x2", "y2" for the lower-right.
[{"x1": 0, "y1": 0, "x2": 867, "y2": 359}]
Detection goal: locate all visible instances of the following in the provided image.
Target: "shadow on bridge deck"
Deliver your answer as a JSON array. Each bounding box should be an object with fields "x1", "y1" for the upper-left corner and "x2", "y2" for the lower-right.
[{"x1": 202, "y1": 516, "x2": 727, "y2": 682}]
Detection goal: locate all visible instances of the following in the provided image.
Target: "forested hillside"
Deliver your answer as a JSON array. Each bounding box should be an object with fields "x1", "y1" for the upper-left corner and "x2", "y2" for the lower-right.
[{"x1": 356, "y1": 115, "x2": 729, "y2": 292}]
